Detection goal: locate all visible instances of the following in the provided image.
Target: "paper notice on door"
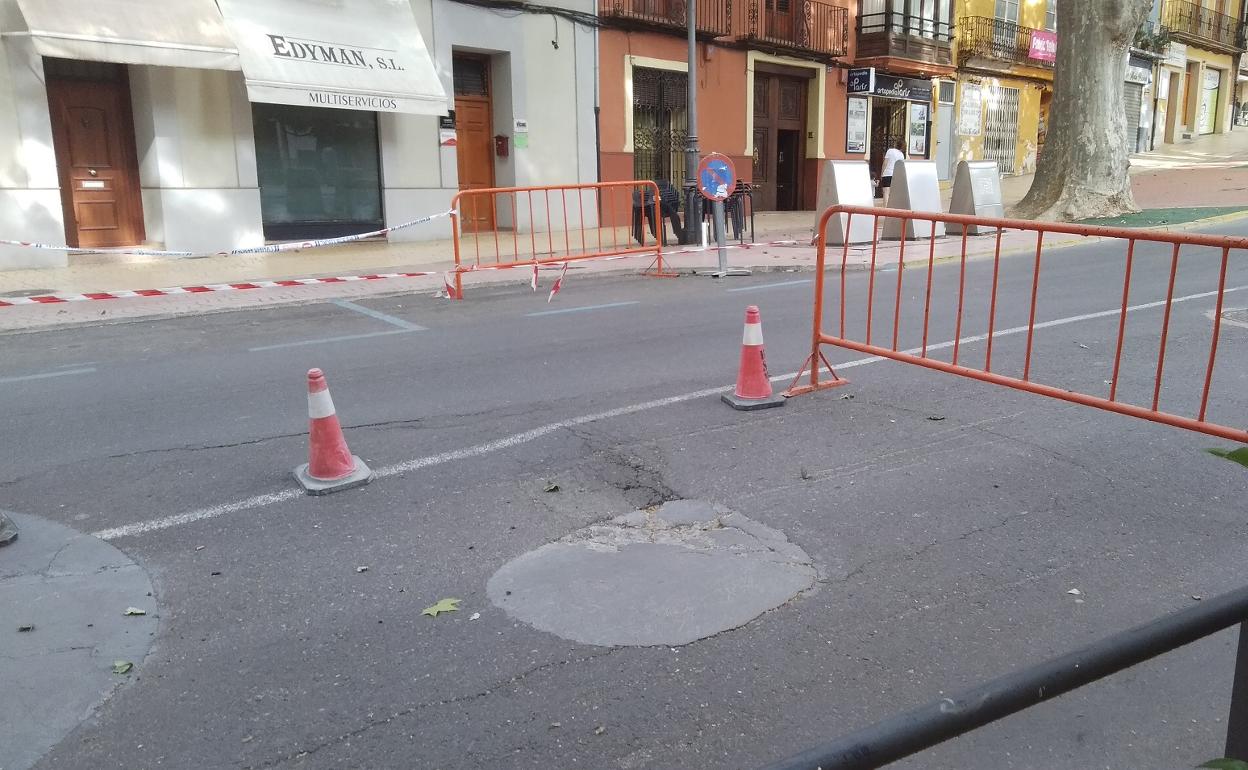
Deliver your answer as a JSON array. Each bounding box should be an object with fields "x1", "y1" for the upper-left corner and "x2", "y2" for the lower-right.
[
  {"x1": 439, "y1": 128, "x2": 457, "y2": 147},
  {"x1": 80, "y1": 180, "x2": 105, "y2": 189}
]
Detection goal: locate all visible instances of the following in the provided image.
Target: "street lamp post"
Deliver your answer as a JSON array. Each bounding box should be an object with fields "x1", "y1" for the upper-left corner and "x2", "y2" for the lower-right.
[{"x1": 682, "y1": 0, "x2": 703, "y2": 245}]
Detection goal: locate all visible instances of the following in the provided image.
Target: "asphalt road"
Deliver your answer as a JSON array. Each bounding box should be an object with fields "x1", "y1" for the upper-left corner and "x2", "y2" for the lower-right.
[{"x1": 3, "y1": 219, "x2": 1248, "y2": 770}]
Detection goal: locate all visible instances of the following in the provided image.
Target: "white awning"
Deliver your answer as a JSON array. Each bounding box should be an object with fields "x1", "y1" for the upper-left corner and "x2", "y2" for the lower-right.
[
  {"x1": 216, "y1": 0, "x2": 447, "y2": 116},
  {"x1": 5, "y1": 0, "x2": 239, "y2": 70}
]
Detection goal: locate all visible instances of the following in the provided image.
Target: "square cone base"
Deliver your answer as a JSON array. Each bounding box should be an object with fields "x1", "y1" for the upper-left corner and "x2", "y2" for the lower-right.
[
  {"x1": 294, "y1": 456, "x2": 374, "y2": 495},
  {"x1": 721, "y1": 391, "x2": 786, "y2": 411}
]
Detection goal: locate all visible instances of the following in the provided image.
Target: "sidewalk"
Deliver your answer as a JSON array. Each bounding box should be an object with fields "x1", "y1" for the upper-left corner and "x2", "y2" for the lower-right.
[{"x1": 1, "y1": 133, "x2": 1246, "y2": 333}]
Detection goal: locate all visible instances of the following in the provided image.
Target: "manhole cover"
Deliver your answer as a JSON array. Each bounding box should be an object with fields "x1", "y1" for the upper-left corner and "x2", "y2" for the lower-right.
[{"x1": 487, "y1": 500, "x2": 816, "y2": 647}]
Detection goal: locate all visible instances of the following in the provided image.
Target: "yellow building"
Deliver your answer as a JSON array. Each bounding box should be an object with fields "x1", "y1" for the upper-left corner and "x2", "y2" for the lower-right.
[
  {"x1": 949, "y1": 0, "x2": 1057, "y2": 177},
  {"x1": 1154, "y1": 0, "x2": 1244, "y2": 144}
]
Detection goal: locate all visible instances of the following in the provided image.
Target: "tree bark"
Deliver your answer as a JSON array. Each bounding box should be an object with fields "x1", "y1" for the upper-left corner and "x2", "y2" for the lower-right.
[{"x1": 1013, "y1": 0, "x2": 1154, "y2": 221}]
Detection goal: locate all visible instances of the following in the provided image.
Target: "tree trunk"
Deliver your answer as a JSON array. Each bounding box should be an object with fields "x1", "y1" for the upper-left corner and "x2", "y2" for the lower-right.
[{"x1": 1013, "y1": 0, "x2": 1154, "y2": 221}]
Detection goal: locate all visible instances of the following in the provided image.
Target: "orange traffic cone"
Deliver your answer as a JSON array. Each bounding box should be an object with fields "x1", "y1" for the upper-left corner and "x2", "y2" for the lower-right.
[
  {"x1": 722, "y1": 305, "x2": 785, "y2": 411},
  {"x1": 294, "y1": 368, "x2": 373, "y2": 495}
]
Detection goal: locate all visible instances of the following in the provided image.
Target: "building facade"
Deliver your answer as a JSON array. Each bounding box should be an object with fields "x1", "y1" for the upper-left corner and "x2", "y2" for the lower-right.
[
  {"x1": 949, "y1": 0, "x2": 1057, "y2": 178},
  {"x1": 0, "y1": 0, "x2": 597, "y2": 271},
  {"x1": 1152, "y1": 0, "x2": 1245, "y2": 146},
  {"x1": 597, "y1": 0, "x2": 854, "y2": 214}
]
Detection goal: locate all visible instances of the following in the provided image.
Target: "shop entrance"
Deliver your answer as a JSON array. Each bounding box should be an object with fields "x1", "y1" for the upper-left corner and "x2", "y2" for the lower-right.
[
  {"x1": 453, "y1": 55, "x2": 497, "y2": 232},
  {"x1": 869, "y1": 98, "x2": 907, "y2": 179},
  {"x1": 752, "y1": 69, "x2": 808, "y2": 211},
  {"x1": 45, "y1": 58, "x2": 145, "y2": 249}
]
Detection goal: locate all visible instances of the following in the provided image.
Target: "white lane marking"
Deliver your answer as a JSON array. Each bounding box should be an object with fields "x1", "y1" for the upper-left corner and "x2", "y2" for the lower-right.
[
  {"x1": 725, "y1": 279, "x2": 813, "y2": 292},
  {"x1": 526, "y1": 301, "x2": 641, "y2": 317},
  {"x1": 0, "y1": 367, "x2": 97, "y2": 385},
  {"x1": 248, "y1": 329, "x2": 415, "y2": 352},
  {"x1": 329, "y1": 298, "x2": 427, "y2": 331},
  {"x1": 93, "y1": 283, "x2": 1247, "y2": 541}
]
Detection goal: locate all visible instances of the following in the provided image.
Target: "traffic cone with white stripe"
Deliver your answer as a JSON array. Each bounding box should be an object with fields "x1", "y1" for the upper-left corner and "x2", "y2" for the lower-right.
[
  {"x1": 294, "y1": 368, "x2": 373, "y2": 495},
  {"x1": 722, "y1": 305, "x2": 785, "y2": 411}
]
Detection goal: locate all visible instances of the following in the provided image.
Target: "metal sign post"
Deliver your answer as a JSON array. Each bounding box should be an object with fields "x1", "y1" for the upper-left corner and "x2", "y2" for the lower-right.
[{"x1": 694, "y1": 153, "x2": 750, "y2": 278}]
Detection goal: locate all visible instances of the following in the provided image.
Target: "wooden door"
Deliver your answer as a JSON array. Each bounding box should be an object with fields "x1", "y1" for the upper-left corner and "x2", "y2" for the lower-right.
[
  {"x1": 454, "y1": 98, "x2": 496, "y2": 231},
  {"x1": 752, "y1": 73, "x2": 807, "y2": 211},
  {"x1": 47, "y1": 76, "x2": 145, "y2": 248}
]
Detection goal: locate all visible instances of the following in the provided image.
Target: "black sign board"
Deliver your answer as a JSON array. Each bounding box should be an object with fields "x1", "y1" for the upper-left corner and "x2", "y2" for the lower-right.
[
  {"x1": 847, "y1": 68, "x2": 932, "y2": 103},
  {"x1": 439, "y1": 111, "x2": 456, "y2": 129}
]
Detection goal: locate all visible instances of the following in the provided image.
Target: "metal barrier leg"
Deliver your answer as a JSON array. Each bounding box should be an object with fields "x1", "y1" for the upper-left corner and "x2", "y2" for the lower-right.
[{"x1": 1227, "y1": 621, "x2": 1248, "y2": 759}]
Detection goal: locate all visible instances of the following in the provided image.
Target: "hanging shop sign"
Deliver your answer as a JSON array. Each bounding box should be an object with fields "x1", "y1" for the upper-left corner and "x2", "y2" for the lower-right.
[
  {"x1": 848, "y1": 68, "x2": 932, "y2": 103},
  {"x1": 1028, "y1": 30, "x2": 1057, "y2": 63}
]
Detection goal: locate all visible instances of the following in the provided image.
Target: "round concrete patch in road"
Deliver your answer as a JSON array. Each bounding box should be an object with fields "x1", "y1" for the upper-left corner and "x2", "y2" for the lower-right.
[
  {"x1": 0, "y1": 511, "x2": 157, "y2": 770},
  {"x1": 487, "y1": 500, "x2": 816, "y2": 647}
]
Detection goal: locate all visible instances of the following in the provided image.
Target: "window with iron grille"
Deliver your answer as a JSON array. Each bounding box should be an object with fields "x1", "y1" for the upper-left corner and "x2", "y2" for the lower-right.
[
  {"x1": 632, "y1": 67, "x2": 689, "y2": 192},
  {"x1": 453, "y1": 56, "x2": 489, "y2": 97}
]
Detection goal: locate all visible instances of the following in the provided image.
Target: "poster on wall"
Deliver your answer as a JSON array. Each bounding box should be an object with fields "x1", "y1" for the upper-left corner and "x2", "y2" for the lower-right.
[
  {"x1": 908, "y1": 102, "x2": 929, "y2": 156},
  {"x1": 846, "y1": 97, "x2": 868, "y2": 153},
  {"x1": 958, "y1": 83, "x2": 983, "y2": 136}
]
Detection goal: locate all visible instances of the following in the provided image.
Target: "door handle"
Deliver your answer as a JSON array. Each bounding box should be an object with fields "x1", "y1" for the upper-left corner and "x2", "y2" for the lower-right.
[{"x1": 88, "y1": 169, "x2": 98, "y2": 177}]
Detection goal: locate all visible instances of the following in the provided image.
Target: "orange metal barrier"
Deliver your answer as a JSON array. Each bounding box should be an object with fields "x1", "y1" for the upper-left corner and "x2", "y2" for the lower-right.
[
  {"x1": 449, "y1": 181, "x2": 677, "y2": 298},
  {"x1": 788, "y1": 205, "x2": 1248, "y2": 443}
]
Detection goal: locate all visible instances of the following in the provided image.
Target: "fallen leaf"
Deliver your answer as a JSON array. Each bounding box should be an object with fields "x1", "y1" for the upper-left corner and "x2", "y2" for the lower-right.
[
  {"x1": 112, "y1": 661, "x2": 133, "y2": 674},
  {"x1": 1206, "y1": 447, "x2": 1248, "y2": 470},
  {"x1": 1066, "y1": 588, "x2": 1082, "y2": 596},
  {"x1": 422, "y1": 598, "x2": 462, "y2": 617},
  {"x1": 123, "y1": 607, "x2": 147, "y2": 616},
  {"x1": 469, "y1": 612, "x2": 481, "y2": 621},
  {"x1": 543, "y1": 482, "x2": 560, "y2": 493},
  {"x1": 594, "y1": 725, "x2": 606, "y2": 735},
  {"x1": 17, "y1": 624, "x2": 34, "y2": 632}
]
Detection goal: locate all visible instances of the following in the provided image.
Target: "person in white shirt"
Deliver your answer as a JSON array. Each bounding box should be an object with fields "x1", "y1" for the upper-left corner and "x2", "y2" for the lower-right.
[{"x1": 879, "y1": 141, "x2": 906, "y2": 206}]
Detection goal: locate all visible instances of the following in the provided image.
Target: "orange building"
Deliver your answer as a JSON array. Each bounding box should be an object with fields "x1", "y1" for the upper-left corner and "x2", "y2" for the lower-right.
[{"x1": 597, "y1": 0, "x2": 855, "y2": 215}]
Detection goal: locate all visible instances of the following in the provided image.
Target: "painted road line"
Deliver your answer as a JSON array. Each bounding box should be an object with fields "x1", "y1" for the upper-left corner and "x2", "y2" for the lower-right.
[
  {"x1": 94, "y1": 282, "x2": 1248, "y2": 541},
  {"x1": 526, "y1": 301, "x2": 641, "y2": 317},
  {"x1": 330, "y1": 298, "x2": 427, "y2": 331},
  {"x1": 249, "y1": 329, "x2": 416, "y2": 352},
  {"x1": 725, "y1": 279, "x2": 812, "y2": 293},
  {"x1": 0, "y1": 367, "x2": 97, "y2": 385}
]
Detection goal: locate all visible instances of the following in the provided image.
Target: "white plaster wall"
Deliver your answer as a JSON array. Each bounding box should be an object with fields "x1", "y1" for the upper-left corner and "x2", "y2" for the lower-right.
[
  {"x1": 129, "y1": 66, "x2": 262, "y2": 255},
  {"x1": 0, "y1": 35, "x2": 67, "y2": 270},
  {"x1": 382, "y1": 0, "x2": 598, "y2": 243}
]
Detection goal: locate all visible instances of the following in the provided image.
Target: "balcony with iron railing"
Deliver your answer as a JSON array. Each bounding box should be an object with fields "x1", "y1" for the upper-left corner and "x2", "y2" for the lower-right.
[
  {"x1": 741, "y1": 0, "x2": 850, "y2": 58},
  {"x1": 857, "y1": 10, "x2": 953, "y2": 68},
  {"x1": 1162, "y1": 0, "x2": 1243, "y2": 53},
  {"x1": 597, "y1": 0, "x2": 732, "y2": 37},
  {"x1": 958, "y1": 15, "x2": 1055, "y2": 70}
]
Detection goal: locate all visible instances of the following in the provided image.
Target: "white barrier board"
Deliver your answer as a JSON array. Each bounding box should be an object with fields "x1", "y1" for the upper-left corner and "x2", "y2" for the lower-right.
[
  {"x1": 815, "y1": 160, "x2": 876, "y2": 245},
  {"x1": 881, "y1": 160, "x2": 946, "y2": 241},
  {"x1": 948, "y1": 160, "x2": 1005, "y2": 235}
]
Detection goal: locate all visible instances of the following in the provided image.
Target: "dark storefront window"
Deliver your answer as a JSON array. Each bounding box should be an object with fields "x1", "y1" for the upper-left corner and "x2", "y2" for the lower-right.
[{"x1": 252, "y1": 103, "x2": 383, "y2": 240}]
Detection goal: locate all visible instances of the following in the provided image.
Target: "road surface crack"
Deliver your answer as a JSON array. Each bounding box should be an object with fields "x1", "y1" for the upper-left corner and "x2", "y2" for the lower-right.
[{"x1": 246, "y1": 646, "x2": 624, "y2": 768}]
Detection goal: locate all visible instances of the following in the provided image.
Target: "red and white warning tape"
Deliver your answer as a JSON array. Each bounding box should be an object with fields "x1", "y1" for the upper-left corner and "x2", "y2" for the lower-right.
[
  {"x1": 0, "y1": 235, "x2": 808, "y2": 309},
  {"x1": 0, "y1": 210, "x2": 453, "y2": 258}
]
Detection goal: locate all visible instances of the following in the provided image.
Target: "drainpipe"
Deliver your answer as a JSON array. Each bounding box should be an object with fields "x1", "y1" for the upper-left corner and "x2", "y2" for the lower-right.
[{"x1": 682, "y1": 0, "x2": 702, "y2": 246}]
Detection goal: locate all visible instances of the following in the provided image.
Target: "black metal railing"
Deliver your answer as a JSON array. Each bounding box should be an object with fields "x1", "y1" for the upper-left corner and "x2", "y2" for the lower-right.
[
  {"x1": 760, "y1": 584, "x2": 1248, "y2": 769},
  {"x1": 958, "y1": 15, "x2": 1055, "y2": 68},
  {"x1": 598, "y1": 0, "x2": 732, "y2": 36},
  {"x1": 1163, "y1": 0, "x2": 1243, "y2": 51},
  {"x1": 745, "y1": 0, "x2": 849, "y2": 57}
]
